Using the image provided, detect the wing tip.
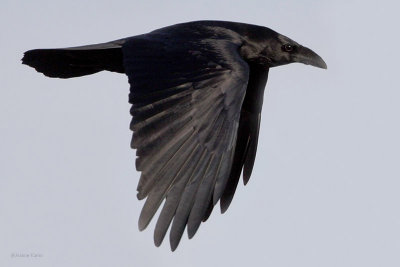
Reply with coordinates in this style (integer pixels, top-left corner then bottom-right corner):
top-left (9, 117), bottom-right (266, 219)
top-left (169, 234), bottom-right (182, 252)
top-left (138, 210), bottom-right (152, 231)
top-left (220, 195), bottom-right (234, 214)
top-left (187, 223), bottom-right (200, 239)
top-left (154, 237), bottom-right (163, 247)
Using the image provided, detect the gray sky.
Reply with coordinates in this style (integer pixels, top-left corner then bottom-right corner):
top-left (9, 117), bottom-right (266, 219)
top-left (1, 0), bottom-right (400, 266)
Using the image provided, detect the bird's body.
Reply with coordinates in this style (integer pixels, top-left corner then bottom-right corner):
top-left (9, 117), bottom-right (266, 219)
top-left (22, 20), bottom-right (326, 251)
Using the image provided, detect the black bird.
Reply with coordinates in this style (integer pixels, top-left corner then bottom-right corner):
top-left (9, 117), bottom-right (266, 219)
top-left (22, 20), bottom-right (327, 251)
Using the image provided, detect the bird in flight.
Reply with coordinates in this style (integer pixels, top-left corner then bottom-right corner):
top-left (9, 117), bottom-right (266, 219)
top-left (22, 20), bottom-right (327, 251)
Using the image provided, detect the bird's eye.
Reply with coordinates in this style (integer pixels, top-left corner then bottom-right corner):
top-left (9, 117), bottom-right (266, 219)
top-left (282, 44), bottom-right (295, 52)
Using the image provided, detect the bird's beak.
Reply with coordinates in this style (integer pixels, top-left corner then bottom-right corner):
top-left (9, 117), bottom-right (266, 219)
top-left (295, 46), bottom-right (327, 69)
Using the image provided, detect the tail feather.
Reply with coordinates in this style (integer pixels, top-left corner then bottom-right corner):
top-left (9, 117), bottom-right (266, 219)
top-left (22, 39), bottom-right (126, 78)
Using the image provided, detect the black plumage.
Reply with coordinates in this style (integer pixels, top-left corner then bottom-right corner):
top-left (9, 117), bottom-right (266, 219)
top-left (22, 20), bottom-right (327, 251)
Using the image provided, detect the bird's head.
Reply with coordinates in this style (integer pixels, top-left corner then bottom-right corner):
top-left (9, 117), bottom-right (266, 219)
top-left (265, 34), bottom-right (327, 69)
top-left (241, 31), bottom-right (327, 70)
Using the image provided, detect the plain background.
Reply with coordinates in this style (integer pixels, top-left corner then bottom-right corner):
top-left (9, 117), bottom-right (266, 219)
top-left (1, 0), bottom-right (400, 266)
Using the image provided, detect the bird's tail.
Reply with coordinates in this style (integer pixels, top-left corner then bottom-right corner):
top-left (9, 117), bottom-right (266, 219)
top-left (22, 39), bottom-right (126, 78)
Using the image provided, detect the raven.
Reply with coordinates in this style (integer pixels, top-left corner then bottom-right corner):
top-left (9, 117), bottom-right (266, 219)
top-left (22, 20), bottom-right (327, 251)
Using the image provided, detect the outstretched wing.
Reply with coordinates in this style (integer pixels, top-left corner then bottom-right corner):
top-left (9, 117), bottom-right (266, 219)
top-left (122, 34), bottom-right (249, 250)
